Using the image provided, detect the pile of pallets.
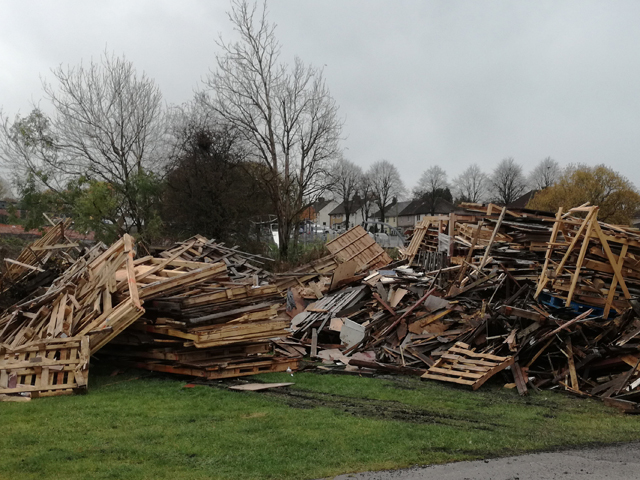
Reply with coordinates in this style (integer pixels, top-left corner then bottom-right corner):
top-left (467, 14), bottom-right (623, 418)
top-left (0, 234), bottom-right (302, 399)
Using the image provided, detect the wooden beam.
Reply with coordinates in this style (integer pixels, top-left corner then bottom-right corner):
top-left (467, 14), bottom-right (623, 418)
top-left (552, 207), bottom-right (597, 281)
top-left (592, 221), bottom-right (632, 300)
top-left (535, 207), bottom-right (563, 298)
top-left (478, 207), bottom-right (507, 270)
top-left (566, 212), bottom-right (596, 306)
top-left (604, 243), bottom-right (628, 318)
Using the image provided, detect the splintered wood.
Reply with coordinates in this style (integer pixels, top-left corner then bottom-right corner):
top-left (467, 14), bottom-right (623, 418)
top-left (422, 342), bottom-right (514, 390)
top-left (282, 203), bottom-right (640, 410)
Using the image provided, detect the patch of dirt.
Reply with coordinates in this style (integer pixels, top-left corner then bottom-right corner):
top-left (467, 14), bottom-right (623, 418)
top-left (260, 388), bottom-right (501, 431)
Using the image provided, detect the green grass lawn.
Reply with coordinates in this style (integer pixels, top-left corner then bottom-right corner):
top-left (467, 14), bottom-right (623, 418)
top-left (2, 367), bottom-right (640, 480)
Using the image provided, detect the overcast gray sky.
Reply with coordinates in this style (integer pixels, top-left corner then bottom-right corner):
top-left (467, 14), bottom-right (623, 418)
top-left (1, 0), bottom-right (639, 192)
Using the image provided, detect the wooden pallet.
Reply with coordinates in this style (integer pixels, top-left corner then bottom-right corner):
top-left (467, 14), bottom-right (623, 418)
top-left (422, 342), bottom-right (514, 390)
top-left (0, 336), bottom-right (90, 397)
top-left (404, 219), bottom-right (430, 264)
top-left (326, 226), bottom-right (392, 271)
top-left (121, 356), bottom-right (300, 380)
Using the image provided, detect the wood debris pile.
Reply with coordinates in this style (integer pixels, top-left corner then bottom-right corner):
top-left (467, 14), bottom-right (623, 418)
top-left (285, 206), bottom-right (640, 413)
top-left (0, 218), bottom-right (88, 303)
top-left (0, 235), bottom-right (298, 399)
top-left (4, 212), bottom-right (640, 412)
top-left (152, 234), bottom-right (273, 283)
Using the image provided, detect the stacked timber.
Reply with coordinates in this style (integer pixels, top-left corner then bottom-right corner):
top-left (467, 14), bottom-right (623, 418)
top-left (90, 237), bottom-right (299, 380)
top-left (534, 205), bottom-right (640, 318)
top-left (0, 234), bottom-right (301, 399)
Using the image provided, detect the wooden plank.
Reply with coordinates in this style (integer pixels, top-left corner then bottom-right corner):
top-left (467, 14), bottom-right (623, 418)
top-left (427, 366), bottom-right (485, 379)
top-left (421, 373), bottom-right (476, 386)
top-left (478, 207), bottom-right (507, 270)
top-left (566, 337), bottom-right (580, 392)
top-left (229, 383), bottom-right (294, 391)
top-left (592, 221), bottom-right (632, 300)
top-left (565, 213), bottom-right (596, 306)
top-left (535, 207), bottom-right (563, 298)
top-left (3, 258), bottom-right (45, 272)
top-left (551, 207), bottom-right (597, 280)
top-left (311, 328), bottom-right (318, 358)
top-left (123, 235), bottom-right (142, 310)
top-left (512, 362), bottom-right (528, 396)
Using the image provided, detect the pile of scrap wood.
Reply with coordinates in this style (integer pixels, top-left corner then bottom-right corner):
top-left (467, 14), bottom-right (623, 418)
top-left (5, 212), bottom-right (640, 413)
top-left (152, 234), bottom-right (273, 282)
top-left (0, 218), bottom-right (87, 301)
top-left (0, 234), bottom-right (301, 399)
top-left (284, 206), bottom-right (640, 412)
top-left (100, 239), bottom-right (297, 378)
top-left (0, 236), bottom-right (140, 398)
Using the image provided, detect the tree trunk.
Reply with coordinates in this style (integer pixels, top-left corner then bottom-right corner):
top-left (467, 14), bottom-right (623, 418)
top-left (278, 229), bottom-right (289, 258)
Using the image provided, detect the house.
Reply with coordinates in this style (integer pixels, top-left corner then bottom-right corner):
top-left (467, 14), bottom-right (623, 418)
top-left (369, 200), bottom-right (412, 230)
top-left (397, 198), bottom-right (456, 231)
top-left (313, 198), bottom-right (338, 229)
top-left (508, 190), bottom-right (540, 209)
top-left (328, 198), bottom-right (367, 229)
top-left (299, 197), bottom-right (338, 229)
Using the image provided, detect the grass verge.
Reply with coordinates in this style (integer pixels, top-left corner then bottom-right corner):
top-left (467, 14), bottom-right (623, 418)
top-left (1, 367), bottom-right (640, 480)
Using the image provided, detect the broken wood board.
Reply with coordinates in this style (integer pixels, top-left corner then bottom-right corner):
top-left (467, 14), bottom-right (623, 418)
top-left (229, 382), bottom-right (294, 391)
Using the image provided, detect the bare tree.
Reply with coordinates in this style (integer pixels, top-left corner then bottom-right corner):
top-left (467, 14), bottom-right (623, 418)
top-left (0, 52), bottom-right (166, 236)
top-left (329, 156), bottom-right (362, 229)
top-left (368, 160), bottom-right (404, 224)
top-left (490, 157), bottom-right (527, 205)
top-left (528, 156), bottom-right (561, 190)
top-left (0, 108), bottom-right (66, 193)
top-left (0, 176), bottom-right (11, 199)
top-left (200, 0), bottom-right (342, 257)
top-left (453, 164), bottom-right (488, 203)
top-left (414, 165), bottom-right (449, 214)
top-left (358, 171), bottom-right (374, 226)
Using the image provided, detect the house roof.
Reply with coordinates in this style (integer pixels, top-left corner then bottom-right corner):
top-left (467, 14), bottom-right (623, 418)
top-left (370, 200), bottom-right (412, 219)
top-left (0, 223), bottom-right (95, 240)
top-left (398, 198), bottom-right (455, 216)
top-left (329, 199), bottom-right (365, 216)
top-left (312, 198), bottom-right (334, 214)
top-left (507, 190), bottom-right (540, 209)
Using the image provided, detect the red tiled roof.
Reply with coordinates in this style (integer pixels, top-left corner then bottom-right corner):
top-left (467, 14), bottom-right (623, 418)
top-left (0, 223), bottom-right (95, 241)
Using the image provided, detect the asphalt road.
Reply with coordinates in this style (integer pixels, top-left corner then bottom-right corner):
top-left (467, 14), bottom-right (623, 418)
top-left (329, 442), bottom-right (640, 480)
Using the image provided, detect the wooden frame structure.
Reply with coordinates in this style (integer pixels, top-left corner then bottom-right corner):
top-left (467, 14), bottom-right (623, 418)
top-left (534, 205), bottom-right (636, 318)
